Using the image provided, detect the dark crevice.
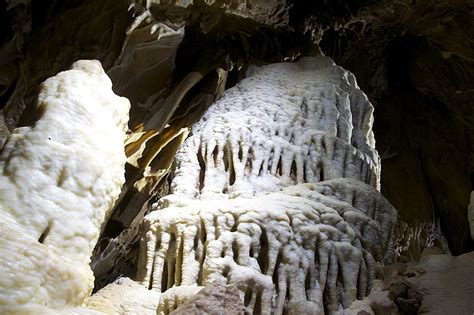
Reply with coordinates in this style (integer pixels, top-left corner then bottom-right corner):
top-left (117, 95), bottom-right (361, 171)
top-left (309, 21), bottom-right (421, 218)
top-left (238, 141), bottom-right (243, 161)
top-left (244, 288), bottom-right (252, 307)
top-left (268, 148), bottom-right (275, 172)
top-left (224, 142), bottom-right (236, 185)
top-left (283, 282), bottom-right (291, 314)
top-left (254, 291), bottom-right (262, 315)
top-left (222, 265), bottom-right (230, 281)
top-left (196, 219), bottom-right (207, 285)
top-left (321, 136), bottom-right (327, 154)
top-left (162, 233), bottom-right (176, 292)
top-left (305, 270), bottom-right (311, 300)
top-left (258, 162), bottom-right (264, 176)
top-left (161, 259), bottom-right (168, 293)
top-left (38, 222), bottom-right (52, 244)
top-left (212, 145), bottom-right (219, 167)
top-left (257, 230), bottom-right (269, 274)
top-left (232, 239), bottom-right (239, 264)
top-left (303, 161), bottom-right (308, 182)
top-left (230, 213), bottom-right (238, 232)
top-left (246, 147), bottom-right (254, 173)
top-left (318, 162), bottom-right (324, 181)
top-left (223, 143), bottom-right (230, 172)
top-left (276, 156), bottom-right (283, 176)
top-left (290, 160), bottom-right (297, 181)
top-left (197, 144), bottom-right (206, 191)
top-left (272, 249), bottom-right (283, 296)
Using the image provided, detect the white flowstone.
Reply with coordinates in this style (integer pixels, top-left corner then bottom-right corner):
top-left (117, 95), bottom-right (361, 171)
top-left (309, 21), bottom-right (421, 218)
top-left (135, 56), bottom-right (397, 314)
top-left (13, 56), bottom-right (395, 314)
top-left (140, 179), bottom-right (397, 314)
top-left (87, 278), bottom-right (161, 314)
top-left (0, 60), bottom-right (130, 312)
top-left (170, 56), bottom-right (380, 201)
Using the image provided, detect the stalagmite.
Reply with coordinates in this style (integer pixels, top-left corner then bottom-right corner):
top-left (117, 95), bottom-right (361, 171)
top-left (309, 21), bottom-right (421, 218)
top-left (0, 60), bottom-right (130, 313)
top-left (130, 56), bottom-right (398, 314)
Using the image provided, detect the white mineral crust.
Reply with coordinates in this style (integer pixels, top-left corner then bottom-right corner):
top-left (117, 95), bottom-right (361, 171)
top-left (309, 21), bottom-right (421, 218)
top-left (135, 56), bottom-right (398, 314)
top-left (2, 55), bottom-right (396, 315)
top-left (0, 60), bottom-right (130, 312)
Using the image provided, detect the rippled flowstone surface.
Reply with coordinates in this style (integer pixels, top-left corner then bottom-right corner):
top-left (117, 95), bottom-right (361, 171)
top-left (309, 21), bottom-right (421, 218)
top-left (80, 56), bottom-right (398, 315)
top-left (0, 54), bottom-right (398, 314)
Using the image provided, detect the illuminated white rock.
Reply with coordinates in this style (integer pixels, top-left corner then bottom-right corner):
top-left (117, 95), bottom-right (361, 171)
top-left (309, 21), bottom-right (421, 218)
top-left (171, 56), bottom-right (380, 200)
top-left (87, 278), bottom-right (161, 314)
top-left (0, 60), bottom-right (129, 312)
top-left (140, 179), bottom-right (397, 314)
top-left (136, 56), bottom-right (397, 314)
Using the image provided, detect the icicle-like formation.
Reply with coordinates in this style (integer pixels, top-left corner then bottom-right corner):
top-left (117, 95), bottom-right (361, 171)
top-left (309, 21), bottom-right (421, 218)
top-left (139, 179), bottom-right (397, 314)
top-left (136, 56), bottom-right (397, 314)
top-left (171, 56), bottom-right (380, 200)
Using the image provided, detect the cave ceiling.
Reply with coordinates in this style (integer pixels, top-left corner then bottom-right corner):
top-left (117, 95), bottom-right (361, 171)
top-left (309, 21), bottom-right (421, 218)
top-left (0, 0), bottom-right (473, 289)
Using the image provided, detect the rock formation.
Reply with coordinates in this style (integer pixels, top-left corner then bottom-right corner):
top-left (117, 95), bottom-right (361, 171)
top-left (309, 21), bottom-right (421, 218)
top-left (0, 60), bottom-right (129, 313)
top-left (169, 284), bottom-right (245, 315)
top-left (349, 250), bottom-right (474, 315)
top-left (0, 0), bottom-right (473, 314)
top-left (88, 55), bottom-right (398, 314)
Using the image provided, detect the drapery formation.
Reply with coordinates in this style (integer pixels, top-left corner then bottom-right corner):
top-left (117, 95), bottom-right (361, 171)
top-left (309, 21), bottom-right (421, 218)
top-left (136, 56), bottom-right (397, 314)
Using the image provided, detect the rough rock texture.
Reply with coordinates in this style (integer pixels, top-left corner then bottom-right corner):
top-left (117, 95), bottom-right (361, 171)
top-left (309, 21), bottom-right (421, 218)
top-left (347, 280), bottom-right (400, 315)
top-left (88, 2), bottom-right (312, 288)
top-left (317, 0), bottom-right (474, 256)
top-left (408, 252), bottom-right (474, 314)
top-left (141, 180), bottom-right (397, 314)
top-left (129, 0), bottom-right (290, 29)
top-left (348, 250), bottom-right (474, 315)
top-left (169, 284), bottom-right (245, 315)
top-left (0, 0), bottom-right (131, 134)
top-left (170, 56), bottom-right (381, 199)
top-left (0, 60), bottom-right (129, 312)
top-left (469, 191), bottom-right (474, 240)
top-left (135, 56), bottom-right (398, 314)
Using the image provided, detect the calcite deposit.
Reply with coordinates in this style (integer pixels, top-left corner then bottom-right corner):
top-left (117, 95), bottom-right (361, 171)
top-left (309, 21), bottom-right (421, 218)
top-left (133, 56), bottom-right (398, 314)
top-left (0, 54), bottom-right (398, 315)
top-left (0, 60), bottom-right (129, 313)
top-left (0, 1), bottom-right (473, 314)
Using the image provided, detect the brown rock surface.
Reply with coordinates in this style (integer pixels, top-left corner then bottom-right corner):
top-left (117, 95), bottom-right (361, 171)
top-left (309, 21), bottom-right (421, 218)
top-left (170, 284), bottom-right (245, 315)
top-left (349, 250), bottom-right (474, 315)
top-left (409, 252), bottom-right (474, 314)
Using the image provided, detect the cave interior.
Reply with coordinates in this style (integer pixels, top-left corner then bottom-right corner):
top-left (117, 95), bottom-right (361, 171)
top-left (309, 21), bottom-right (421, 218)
top-left (0, 0), bottom-right (473, 314)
